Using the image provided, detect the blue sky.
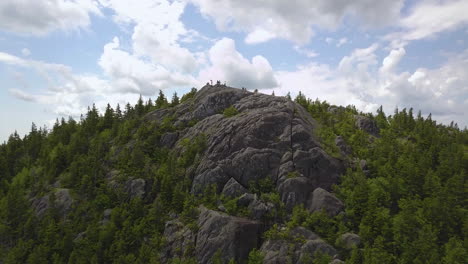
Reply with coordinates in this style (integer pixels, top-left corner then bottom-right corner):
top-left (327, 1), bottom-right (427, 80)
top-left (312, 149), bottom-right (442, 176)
top-left (0, 0), bottom-right (467, 142)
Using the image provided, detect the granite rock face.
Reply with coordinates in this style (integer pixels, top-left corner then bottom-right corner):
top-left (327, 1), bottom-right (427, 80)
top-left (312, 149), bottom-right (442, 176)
top-left (147, 85), bottom-right (351, 263)
top-left (146, 84), bottom-right (345, 207)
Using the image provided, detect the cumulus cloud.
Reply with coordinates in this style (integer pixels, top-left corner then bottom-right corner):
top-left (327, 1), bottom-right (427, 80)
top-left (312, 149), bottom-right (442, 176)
top-left (386, 0), bottom-right (468, 47)
top-left (0, 0), bottom-right (101, 36)
top-left (294, 46), bottom-right (319, 58)
top-left (190, 0), bottom-right (404, 44)
top-left (198, 38), bottom-right (278, 89)
top-left (272, 44), bottom-right (468, 126)
top-left (99, 37), bottom-right (198, 95)
top-left (99, 0), bottom-right (201, 73)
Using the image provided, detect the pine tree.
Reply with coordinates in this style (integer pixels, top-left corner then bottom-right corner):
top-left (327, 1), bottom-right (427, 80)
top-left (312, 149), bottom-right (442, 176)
top-left (155, 90), bottom-right (168, 109)
top-left (171, 92), bottom-right (180, 106)
top-left (135, 95), bottom-right (145, 117)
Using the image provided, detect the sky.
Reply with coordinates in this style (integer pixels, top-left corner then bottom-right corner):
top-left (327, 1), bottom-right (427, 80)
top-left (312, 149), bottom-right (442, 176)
top-left (0, 0), bottom-right (467, 142)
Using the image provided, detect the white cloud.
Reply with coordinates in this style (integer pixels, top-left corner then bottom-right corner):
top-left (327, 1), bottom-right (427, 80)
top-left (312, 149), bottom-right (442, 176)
top-left (0, 0), bottom-right (101, 36)
top-left (294, 46), bottom-right (319, 58)
top-left (336, 37), bottom-right (348, 47)
top-left (198, 38), bottom-right (278, 89)
top-left (21, 48), bottom-right (31, 57)
top-left (1, 47), bottom-right (196, 119)
top-left (274, 63), bottom-right (365, 109)
top-left (380, 48), bottom-right (405, 74)
top-left (245, 29), bottom-right (276, 44)
top-left (190, 0), bottom-right (404, 44)
top-left (98, 37), bottom-right (198, 95)
top-left (273, 45), bottom-right (468, 126)
top-left (386, 0), bottom-right (468, 47)
top-left (99, 0), bottom-right (201, 73)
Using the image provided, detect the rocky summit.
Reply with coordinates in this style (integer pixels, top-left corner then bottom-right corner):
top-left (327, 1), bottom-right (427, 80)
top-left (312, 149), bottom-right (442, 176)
top-left (145, 84), bottom-right (347, 263)
top-left (149, 84), bottom-right (345, 207)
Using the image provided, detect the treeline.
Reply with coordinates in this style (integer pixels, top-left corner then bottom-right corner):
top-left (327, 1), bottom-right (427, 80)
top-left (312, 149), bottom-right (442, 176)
top-left (0, 88), bottom-right (466, 263)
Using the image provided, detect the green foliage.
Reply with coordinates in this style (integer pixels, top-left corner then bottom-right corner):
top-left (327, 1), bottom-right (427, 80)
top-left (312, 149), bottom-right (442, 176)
top-left (223, 105), bottom-right (239, 117)
top-left (180, 88), bottom-right (197, 103)
top-left (247, 248), bottom-right (264, 264)
top-left (248, 177), bottom-right (275, 194)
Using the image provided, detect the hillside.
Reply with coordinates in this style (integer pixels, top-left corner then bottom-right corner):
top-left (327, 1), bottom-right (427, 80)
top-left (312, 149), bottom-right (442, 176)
top-left (0, 84), bottom-right (467, 264)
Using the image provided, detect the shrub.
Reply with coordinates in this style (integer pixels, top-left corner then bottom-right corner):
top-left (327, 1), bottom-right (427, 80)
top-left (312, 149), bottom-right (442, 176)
top-left (223, 106), bottom-right (239, 117)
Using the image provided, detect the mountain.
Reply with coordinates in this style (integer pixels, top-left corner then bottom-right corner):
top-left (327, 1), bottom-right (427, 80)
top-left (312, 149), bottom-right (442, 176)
top-left (0, 84), bottom-right (467, 263)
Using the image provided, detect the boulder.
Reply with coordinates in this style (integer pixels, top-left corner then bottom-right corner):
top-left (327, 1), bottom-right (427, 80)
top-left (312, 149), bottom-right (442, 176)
top-left (161, 219), bottom-right (196, 262)
top-left (222, 177), bottom-right (248, 198)
top-left (196, 206), bottom-right (262, 264)
top-left (125, 178), bottom-right (145, 199)
top-left (298, 239), bottom-right (338, 263)
top-left (308, 188), bottom-right (344, 217)
top-left (237, 193), bottom-right (256, 207)
top-left (248, 198), bottom-right (275, 220)
top-left (289, 227), bottom-right (319, 241)
top-left (278, 177), bottom-right (315, 210)
top-left (339, 233), bottom-right (361, 249)
top-left (260, 239), bottom-right (291, 264)
top-left (355, 115), bottom-right (379, 136)
top-left (260, 227), bottom-right (337, 264)
top-left (335, 136), bottom-right (352, 156)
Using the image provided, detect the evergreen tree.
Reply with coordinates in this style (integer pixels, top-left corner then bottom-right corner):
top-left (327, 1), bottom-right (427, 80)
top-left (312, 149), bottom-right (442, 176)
top-left (171, 92), bottom-right (180, 106)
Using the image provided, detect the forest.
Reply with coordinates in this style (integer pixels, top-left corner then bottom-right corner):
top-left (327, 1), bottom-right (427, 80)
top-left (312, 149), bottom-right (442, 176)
top-left (0, 87), bottom-right (467, 264)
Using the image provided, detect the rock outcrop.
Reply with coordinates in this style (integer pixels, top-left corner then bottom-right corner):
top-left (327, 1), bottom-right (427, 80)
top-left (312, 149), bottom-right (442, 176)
top-left (196, 207), bottom-right (262, 264)
top-left (161, 220), bottom-right (196, 263)
top-left (355, 115), bottom-right (379, 136)
top-left (338, 233), bottom-right (361, 249)
top-left (149, 85), bottom-right (350, 263)
top-left (308, 188), bottom-right (344, 217)
top-left (260, 227), bottom-right (338, 264)
top-left (222, 177), bottom-right (248, 198)
top-left (147, 84), bottom-right (345, 207)
top-left (31, 188), bottom-right (74, 218)
top-left (335, 136), bottom-right (352, 156)
top-left (162, 206), bottom-right (262, 264)
top-left (125, 178), bottom-right (146, 199)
